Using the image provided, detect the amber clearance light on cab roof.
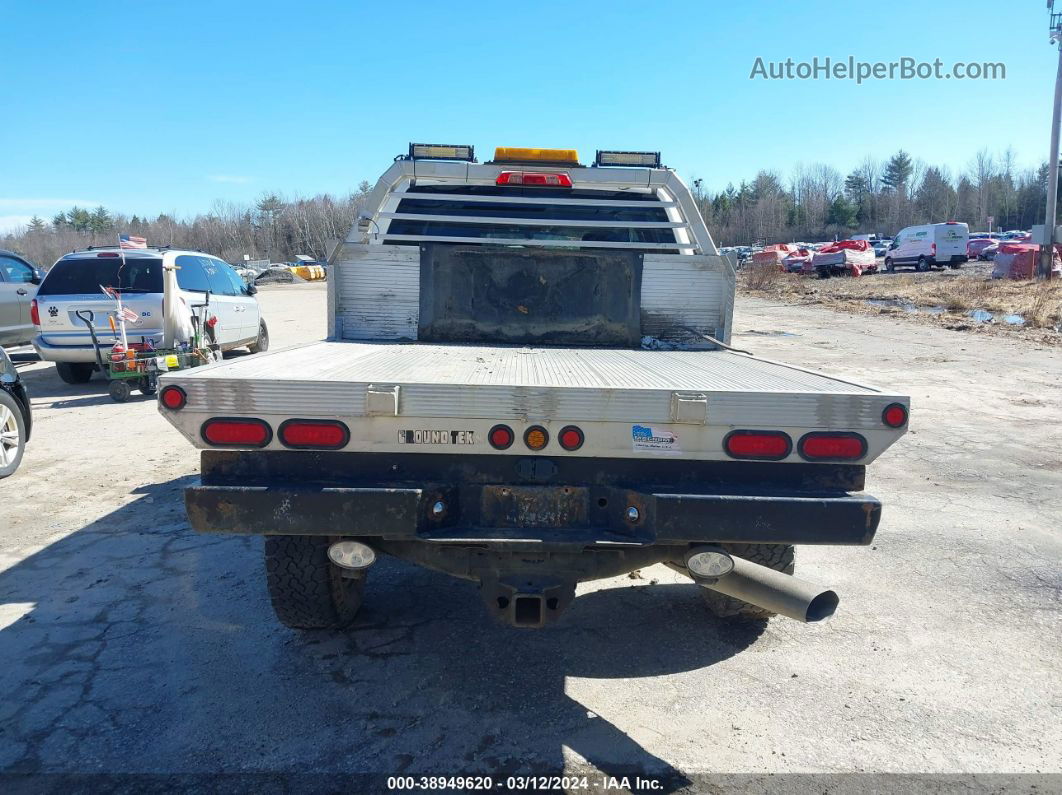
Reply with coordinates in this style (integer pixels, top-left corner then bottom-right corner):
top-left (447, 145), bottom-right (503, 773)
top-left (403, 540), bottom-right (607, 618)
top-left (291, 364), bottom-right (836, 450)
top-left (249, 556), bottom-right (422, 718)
top-left (493, 147), bottom-right (580, 165)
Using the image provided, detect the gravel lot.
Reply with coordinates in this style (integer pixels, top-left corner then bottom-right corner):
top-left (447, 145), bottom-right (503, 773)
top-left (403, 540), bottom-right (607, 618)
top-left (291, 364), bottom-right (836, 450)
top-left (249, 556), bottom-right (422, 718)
top-left (1, 283), bottom-right (1059, 787)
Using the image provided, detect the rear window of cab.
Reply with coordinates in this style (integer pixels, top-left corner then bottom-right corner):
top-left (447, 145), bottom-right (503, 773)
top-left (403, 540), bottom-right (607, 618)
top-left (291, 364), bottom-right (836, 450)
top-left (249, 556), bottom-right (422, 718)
top-left (37, 257), bottom-right (164, 296)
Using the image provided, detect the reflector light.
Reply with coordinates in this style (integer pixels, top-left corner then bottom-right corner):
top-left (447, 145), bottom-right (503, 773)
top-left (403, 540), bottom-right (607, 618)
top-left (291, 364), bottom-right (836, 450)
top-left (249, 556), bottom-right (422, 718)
top-left (882, 403), bottom-right (908, 428)
top-left (724, 430), bottom-right (792, 461)
top-left (489, 424), bottom-right (515, 450)
top-left (159, 385), bottom-right (187, 410)
top-left (279, 419), bottom-right (349, 449)
top-left (493, 147), bottom-right (579, 164)
top-left (798, 433), bottom-right (867, 461)
top-left (409, 142), bottom-right (474, 161)
top-left (524, 425), bottom-right (549, 451)
top-left (595, 150), bottom-right (661, 168)
top-left (496, 171), bottom-right (573, 187)
top-left (558, 426), bottom-right (584, 451)
top-left (201, 418), bottom-right (271, 447)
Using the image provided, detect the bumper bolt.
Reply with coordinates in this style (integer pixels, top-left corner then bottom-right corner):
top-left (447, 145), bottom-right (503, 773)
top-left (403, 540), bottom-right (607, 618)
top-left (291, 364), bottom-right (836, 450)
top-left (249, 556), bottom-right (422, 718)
top-left (431, 500), bottom-right (447, 518)
top-left (626, 506), bottom-right (640, 523)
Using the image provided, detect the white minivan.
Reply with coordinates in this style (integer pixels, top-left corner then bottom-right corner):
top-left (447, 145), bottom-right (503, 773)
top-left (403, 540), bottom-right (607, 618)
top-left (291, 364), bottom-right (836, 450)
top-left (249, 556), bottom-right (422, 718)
top-left (32, 247), bottom-right (268, 384)
top-left (884, 222), bottom-right (969, 272)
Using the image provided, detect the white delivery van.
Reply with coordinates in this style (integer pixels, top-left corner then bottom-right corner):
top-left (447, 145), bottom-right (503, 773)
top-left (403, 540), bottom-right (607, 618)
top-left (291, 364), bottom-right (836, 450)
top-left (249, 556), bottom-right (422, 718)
top-left (884, 222), bottom-right (969, 272)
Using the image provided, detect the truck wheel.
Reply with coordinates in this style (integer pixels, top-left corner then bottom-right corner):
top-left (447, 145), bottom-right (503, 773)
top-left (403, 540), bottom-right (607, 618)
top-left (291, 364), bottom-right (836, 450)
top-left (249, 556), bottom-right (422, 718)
top-left (265, 536), bottom-right (363, 629)
top-left (916, 256), bottom-right (930, 272)
top-left (884, 258), bottom-right (894, 272)
top-left (698, 543), bottom-right (795, 620)
top-left (55, 362), bottom-right (94, 384)
top-left (248, 320), bottom-right (269, 354)
top-left (0, 391), bottom-right (27, 479)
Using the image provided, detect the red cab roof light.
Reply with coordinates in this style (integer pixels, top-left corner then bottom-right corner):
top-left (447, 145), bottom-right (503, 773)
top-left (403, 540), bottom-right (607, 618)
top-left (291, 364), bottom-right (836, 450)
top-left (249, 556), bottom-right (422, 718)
top-left (278, 419), bottom-right (349, 450)
top-left (724, 430), bottom-right (792, 461)
top-left (201, 418), bottom-right (271, 448)
top-left (496, 171), bottom-right (572, 187)
top-left (798, 432), bottom-right (867, 461)
top-left (97, 251), bottom-right (121, 257)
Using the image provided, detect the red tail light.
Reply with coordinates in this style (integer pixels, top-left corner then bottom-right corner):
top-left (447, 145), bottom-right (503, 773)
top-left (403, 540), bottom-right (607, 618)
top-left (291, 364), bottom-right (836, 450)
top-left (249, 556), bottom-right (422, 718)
top-left (159, 385), bottom-right (187, 410)
top-left (724, 430), bottom-right (792, 461)
top-left (97, 252), bottom-right (120, 258)
top-left (201, 418), bottom-right (271, 447)
top-left (930, 243), bottom-right (936, 255)
top-left (496, 171), bottom-right (572, 187)
top-left (882, 403), bottom-right (908, 428)
top-left (30, 299), bottom-right (40, 326)
top-left (798, 433), bottom-right (867, 461)
top-left (488, 424), bottom-right (515, 450)
top-left (558, 426), bottom-right (584, 451)
top-left (278, 419), bottom-right (349, 449)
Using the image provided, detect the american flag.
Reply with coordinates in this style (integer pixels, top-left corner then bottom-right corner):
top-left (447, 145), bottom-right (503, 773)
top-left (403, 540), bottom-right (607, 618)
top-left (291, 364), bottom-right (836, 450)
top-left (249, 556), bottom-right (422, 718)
top-left (119, 306), bottom-right (140, 324)
top-left (119, 234), bottom-right (147, 249)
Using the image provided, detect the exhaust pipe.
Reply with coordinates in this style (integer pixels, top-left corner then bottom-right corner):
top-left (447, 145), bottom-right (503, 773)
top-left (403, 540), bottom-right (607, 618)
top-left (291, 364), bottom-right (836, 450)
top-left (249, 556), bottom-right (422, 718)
top-left (687, 547), bottom-right (839, 623)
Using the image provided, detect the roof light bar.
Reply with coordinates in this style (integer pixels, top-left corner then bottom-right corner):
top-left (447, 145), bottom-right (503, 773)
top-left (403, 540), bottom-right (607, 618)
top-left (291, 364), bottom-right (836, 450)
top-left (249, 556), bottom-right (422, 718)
top-left (493, 147), bottom-right (580, 165)
top-left (595, 150), bottom-right (661, 168)
top-left (408, 142), bottom-right (475, 161)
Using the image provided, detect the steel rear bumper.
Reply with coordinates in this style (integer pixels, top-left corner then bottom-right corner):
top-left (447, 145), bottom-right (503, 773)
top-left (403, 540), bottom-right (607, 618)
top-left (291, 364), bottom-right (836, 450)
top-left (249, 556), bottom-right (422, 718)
top-left (184, 483), bottom-right (881, 546)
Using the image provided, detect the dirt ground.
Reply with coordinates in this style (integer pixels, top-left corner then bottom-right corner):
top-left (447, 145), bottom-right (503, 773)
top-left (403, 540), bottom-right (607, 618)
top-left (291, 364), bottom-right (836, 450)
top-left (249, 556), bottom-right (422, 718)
top-left (1, 282), bottom-right (1059, 788)
top-left (741, 258), bottom-right (1062, 345)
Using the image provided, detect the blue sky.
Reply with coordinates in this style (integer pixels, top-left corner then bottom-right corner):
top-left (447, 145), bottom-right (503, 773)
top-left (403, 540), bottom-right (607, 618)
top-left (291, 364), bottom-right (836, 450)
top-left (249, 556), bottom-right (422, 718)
top-left (1, 0), bottom-right (1058, 232)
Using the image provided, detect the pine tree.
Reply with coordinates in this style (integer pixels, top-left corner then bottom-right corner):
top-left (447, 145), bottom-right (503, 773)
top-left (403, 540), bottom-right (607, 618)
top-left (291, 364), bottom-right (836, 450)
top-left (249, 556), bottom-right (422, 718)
top-left (882, 151), bottom-right (914, 193)
top-left (89, 206), bottom-right (112, 233)
top-left (27, 216), bottom-right (46, 233)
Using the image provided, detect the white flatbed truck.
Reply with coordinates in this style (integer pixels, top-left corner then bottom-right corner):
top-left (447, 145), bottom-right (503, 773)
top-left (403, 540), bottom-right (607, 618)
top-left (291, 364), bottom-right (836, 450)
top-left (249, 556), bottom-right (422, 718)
top-left (158, 144), bottom-right (910, 629)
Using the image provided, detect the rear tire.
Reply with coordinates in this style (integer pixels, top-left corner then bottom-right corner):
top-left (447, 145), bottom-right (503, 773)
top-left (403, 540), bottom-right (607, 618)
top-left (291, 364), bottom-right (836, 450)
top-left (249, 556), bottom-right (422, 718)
top-left (55, 362), bottom-right (94, 384)
top-left (0, 391), bottom-right (27, 479)
top-left (698, 543), bottom-right (796, 619)
top-left (248, 320), bottom-right (269, 354)
top-left (265, 536), bottom-right (364, 629)
top-left (916, 256), bottom-right (930, 272)
top-left (884, 258), bottom-right (895, 272)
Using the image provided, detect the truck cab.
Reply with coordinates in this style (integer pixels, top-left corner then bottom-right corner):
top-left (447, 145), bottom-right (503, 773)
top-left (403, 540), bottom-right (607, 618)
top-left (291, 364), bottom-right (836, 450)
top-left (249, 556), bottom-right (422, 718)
top-left (158, 143), bottom-right (909, 631)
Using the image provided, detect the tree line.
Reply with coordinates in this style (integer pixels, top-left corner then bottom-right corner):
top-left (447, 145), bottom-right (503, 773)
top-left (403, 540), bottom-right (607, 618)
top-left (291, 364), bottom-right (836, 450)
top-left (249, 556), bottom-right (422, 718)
top-left (1, 183), bottom-right (372, 268)
top-left (694, 148), bottom-right (1060, 247)
top-left (2, 146), bottom-right (1058, 265)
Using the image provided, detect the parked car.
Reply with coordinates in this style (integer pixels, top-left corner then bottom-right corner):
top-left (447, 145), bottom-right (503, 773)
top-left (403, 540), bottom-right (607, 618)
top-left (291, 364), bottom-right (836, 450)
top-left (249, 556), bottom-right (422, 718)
top-left (872, 239), bottom-right (892, 258)
top-left (980, 242), bottom-right (1000, 261)
top-left (0, 249), bottom-right (44, 346)
top-left (0, 346), bottom-right (31, 478)
top-left (884, 222), bottom-right (969, 272)
top-left (968, 238), bottom-right (998, 260)
top-left (32, 247), bottom-right (269, 384)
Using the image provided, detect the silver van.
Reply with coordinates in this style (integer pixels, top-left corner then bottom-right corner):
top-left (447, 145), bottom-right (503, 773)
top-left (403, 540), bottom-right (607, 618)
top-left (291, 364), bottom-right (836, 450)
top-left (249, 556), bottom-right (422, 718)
top-left (33, 247), bottom-right (268, 384)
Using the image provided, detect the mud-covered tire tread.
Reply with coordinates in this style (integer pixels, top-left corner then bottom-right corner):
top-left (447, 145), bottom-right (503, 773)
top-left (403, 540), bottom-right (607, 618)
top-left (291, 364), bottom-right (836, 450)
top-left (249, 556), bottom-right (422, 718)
top-left (699, 543), bottom-right (795, 619)
top-left (265, 535), bottom-right (363, 629)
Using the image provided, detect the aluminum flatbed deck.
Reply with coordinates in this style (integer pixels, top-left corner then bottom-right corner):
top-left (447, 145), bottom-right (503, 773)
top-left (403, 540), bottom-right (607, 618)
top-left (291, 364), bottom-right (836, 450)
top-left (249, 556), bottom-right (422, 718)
top-left (160, 341), bottom-right (906, 462)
